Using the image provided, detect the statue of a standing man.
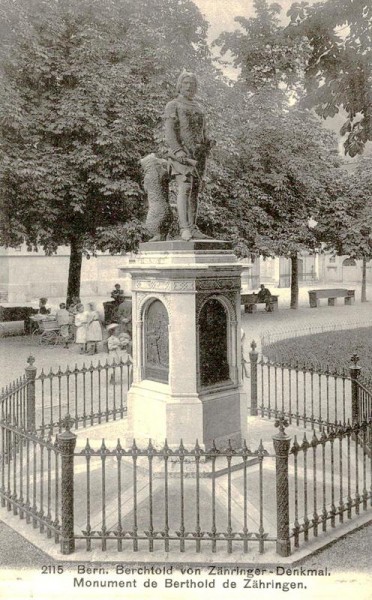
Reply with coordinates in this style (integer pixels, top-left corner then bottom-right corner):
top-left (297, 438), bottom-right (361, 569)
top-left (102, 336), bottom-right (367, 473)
top-left (165, 71), bottom-right (213, 241)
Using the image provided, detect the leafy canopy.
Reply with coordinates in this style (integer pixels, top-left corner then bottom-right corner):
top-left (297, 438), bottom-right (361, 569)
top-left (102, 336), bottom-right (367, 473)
top-left (211, 0), bottom-right (345, 261)
top-left (214, 0), bottom-right (311, 98)
top-left (0, 0), bottom-right (210, 254)
top-left (316, 155), bottom-right (372, 258)
top-left (287, 0), bottom-right (372, 156)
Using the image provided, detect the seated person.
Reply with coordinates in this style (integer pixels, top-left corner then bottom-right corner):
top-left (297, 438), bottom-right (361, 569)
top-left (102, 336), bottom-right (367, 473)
top-left (256, 284), bottom-right (273, 312)
top-left (38, 297), bottom-right (50, 315)
top-left (111, 283), bottom-right (125, 304)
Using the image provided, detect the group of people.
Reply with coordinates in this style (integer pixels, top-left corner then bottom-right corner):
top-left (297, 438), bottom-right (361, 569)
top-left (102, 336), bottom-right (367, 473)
top-left (55, 285), bottom-right (133, 356)
top-left (33, 287), bottom-right (131, 355)
top-left (36, 290), bottom-right (132, 356)
top-left (53, 298), bottom-right (102, 354)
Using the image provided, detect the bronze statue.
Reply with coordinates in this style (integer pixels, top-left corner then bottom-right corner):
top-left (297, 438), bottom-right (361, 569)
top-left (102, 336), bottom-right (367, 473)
top-left (164, 71), bottom-right (213, 241)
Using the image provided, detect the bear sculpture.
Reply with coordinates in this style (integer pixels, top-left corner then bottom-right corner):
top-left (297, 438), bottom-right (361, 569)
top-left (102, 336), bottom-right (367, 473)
top-left (141, 153), bottom-right (172, 241)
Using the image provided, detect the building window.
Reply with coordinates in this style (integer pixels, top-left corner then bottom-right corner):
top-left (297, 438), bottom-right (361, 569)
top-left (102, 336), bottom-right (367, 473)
top-left (342, 258), bottom-right (357, 267)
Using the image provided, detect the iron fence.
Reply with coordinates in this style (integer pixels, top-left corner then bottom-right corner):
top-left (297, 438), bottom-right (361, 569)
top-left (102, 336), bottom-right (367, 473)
top-left (0, 355), bottom-right (133, 435)
top-left (35, 356), bottom-right (132, 434)
top-left (248, 342), bottom-right (372, 430)
top-left (0, 414), bottom-right (371, 557)
top-left (73, 438), bottom-right (275, 555)
top-left (0, 419), bottom-right (61, 542)
top-left (257, 358), bottom-right (350, 428)
top-left (1, 347), bottom-right (372, 558)
top-left (289, 421), bottom-right (372, 548)
top-left (355, 378), bottom-right (372, 424)
top-left (0, 376), bottom-right (29, 430)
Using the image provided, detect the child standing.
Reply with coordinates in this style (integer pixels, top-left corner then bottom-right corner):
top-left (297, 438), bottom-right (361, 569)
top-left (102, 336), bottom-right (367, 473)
top-left (56, 303), bottom-right (70, 348)
top-left (86, 302), bottom-right (103, 355)
top-left (75, 304), bottom-right (88, 354)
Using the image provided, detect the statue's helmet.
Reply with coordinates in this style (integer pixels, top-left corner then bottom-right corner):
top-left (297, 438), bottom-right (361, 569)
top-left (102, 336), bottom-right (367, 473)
top-left (176, 70), bottom-right (198, 94)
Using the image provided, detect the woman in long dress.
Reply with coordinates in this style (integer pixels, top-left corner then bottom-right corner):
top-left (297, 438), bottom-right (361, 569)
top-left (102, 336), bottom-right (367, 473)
top-left (74, 304), bottom-right (88, 354)
top-left (86, 302), bottom-right (103, 354)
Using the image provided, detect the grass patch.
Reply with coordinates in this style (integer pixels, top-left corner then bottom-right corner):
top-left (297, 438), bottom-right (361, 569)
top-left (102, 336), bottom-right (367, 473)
top-left (263, 327), bottom-right (372, 379)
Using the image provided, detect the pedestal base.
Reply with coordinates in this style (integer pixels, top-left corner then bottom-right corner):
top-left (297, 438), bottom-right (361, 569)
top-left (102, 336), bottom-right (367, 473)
top-left (127, 239), bottom-right (246, 450)
top-left (127, 381), bottom-right (247, 449)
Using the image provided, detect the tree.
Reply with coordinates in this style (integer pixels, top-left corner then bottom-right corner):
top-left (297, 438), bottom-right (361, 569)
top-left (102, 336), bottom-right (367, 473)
top-left (316, 157), bottom-right (372, 301)
top-left (232, 96), bottom-right (343, 308)
top-left (0, 0), bottom-right (210, 302)
top-left (287, 0), bottom-right (372, 157)
top-left (213, 0), bottom-right (344, 307)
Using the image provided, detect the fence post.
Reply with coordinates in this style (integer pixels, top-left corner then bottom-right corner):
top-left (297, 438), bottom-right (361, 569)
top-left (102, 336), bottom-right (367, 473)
top-left (25, 356), bottom-right (37, 431)
top-left (350, 353), bottom-right (361, 424)
top-left (250, 340), bottom-right (258, 416)
top-left (273, 416), bottom-right (291, 557)
top-left (57, 415), bottom-right (77, 555)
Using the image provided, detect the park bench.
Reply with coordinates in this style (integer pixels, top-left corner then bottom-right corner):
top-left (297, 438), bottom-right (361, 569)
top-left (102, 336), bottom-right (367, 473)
top-left (241, 292), bottom-right (279, 313)
top-left (308, 288), bottom-right (355, 308)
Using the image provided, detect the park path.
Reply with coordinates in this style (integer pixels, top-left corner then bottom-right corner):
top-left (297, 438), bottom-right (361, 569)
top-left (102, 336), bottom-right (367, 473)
top-left (1, 283), bottom-right (372, 389)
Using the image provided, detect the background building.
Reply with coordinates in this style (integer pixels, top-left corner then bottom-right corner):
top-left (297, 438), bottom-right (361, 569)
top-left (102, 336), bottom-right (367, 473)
top-left (1, 245), bottom-right (370, 306)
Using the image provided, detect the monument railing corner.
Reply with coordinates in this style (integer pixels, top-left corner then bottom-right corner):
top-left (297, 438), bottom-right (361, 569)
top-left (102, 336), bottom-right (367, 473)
top-left (246, 340), bottom-right (372, 429)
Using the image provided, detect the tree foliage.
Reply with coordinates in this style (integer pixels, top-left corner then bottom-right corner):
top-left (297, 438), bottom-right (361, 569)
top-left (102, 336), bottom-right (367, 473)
top-left (0, 0), bottom-right (210, 249)
top-left (0, 0), bottom-right (213, 298)
top-left (316, 158), bottom-right (372, 259)
top-left (214, 0), bottom-right (310, 97)
top-left (287, 0), bottom-right (372, 156)
top-left (213, 0), bottom-right (347, 306)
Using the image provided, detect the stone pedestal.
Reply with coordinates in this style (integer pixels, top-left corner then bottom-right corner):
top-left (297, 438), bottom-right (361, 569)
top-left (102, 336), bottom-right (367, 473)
top-left (126, 240), bottom-right (247, 449)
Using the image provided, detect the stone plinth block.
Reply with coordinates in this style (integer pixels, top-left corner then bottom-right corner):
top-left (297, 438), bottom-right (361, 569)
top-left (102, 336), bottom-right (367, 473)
top-left (126, 240), bottom-right (247, 449)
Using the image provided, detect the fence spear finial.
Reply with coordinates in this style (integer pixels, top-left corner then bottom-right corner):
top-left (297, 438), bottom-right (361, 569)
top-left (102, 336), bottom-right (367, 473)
top-left (27, 355), bottom-right (35, 367)
top-left (350, 353), bottom-right (360, 367)
top-left (61, 413), bottom-right (74, 432)
top-left (274, 414), bottom-right (289, 437)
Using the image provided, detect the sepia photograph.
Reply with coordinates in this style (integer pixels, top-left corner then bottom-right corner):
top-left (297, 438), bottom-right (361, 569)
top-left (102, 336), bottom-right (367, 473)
top-left (0, 0), bottom-right (371, 598)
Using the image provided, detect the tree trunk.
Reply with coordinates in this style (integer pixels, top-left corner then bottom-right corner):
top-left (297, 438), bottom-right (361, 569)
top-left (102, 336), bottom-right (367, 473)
top-left (361, 256), bottom-right (367, 302)
top-left (66, 238), bottom-right (83, 306)
top-left (290, 253), bottom-right (299, 309)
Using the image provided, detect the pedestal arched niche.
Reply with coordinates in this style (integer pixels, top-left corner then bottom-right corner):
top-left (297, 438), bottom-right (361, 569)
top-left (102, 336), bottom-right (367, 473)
top-left (198, 297), bottom-right (231, 389)
top-left (143, 298), bottom-right (169, 384)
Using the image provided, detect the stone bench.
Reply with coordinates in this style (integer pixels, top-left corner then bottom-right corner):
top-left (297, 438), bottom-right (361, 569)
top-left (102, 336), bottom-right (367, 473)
top-left (308, 288), bottom-right (355, 308)
top-left (241, 293), bottom-right (279, 313)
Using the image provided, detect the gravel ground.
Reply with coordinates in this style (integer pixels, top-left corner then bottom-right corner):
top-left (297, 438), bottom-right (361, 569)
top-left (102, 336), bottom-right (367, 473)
top-left (0, 522), bottom-right (54, 568)
top-left (300, 523), bottom-right (372, 572)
